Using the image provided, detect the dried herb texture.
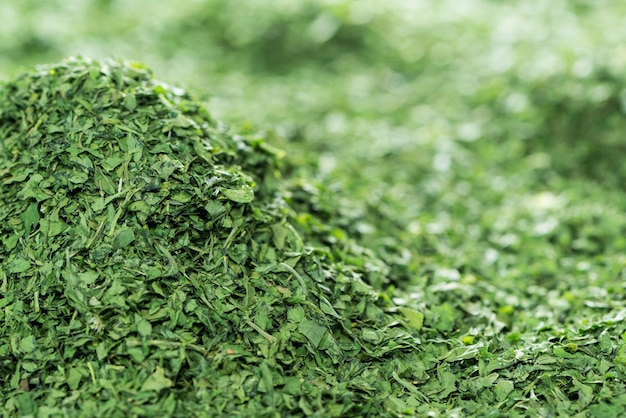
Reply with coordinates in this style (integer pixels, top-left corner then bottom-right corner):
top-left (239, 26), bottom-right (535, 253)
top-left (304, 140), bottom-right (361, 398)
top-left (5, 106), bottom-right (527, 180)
top-left (0, 57), bottom-right (418, 417)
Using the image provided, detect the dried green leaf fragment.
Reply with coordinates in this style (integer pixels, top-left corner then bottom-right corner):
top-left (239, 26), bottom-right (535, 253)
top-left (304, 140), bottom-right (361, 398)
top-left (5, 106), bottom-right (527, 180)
top-left (141, 367), bottom-right (173, 392)
top-left (298, 318), bottom-right (328, 348)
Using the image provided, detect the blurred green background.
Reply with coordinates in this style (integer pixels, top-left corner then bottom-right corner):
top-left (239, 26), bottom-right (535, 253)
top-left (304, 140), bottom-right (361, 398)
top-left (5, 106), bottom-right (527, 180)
top-left (3, 0), bottom-right (626, 295)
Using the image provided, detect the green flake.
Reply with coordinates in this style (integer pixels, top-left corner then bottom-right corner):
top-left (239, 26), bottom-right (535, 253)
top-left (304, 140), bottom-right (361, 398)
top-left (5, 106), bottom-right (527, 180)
top-left (113, 228), bottom-right (135, 249)
top-left (69, 171), bottom-right (89, 184)
top-left (297, 319), bottom-right (327, 348)
top-left (399, 307), bottom-right (424, 330)
top-left (136, 319), bottom-right (153, 337)
top-left (124, 93), bottom-right (137, 111)
top-left (222, 186), bottom-right (254, 203)
top-left (20, 203), bottom-right (40, 237)
top-left (494, 379), bottom-right (514, 402)
top-left (427, 303), bottom-right (456, 332)
top-left (141, 367), bottom-right (173, 392)
top-left (18, 336), bottom-right (36, 354)
top-left (8, 257), bottom-right (31, 273)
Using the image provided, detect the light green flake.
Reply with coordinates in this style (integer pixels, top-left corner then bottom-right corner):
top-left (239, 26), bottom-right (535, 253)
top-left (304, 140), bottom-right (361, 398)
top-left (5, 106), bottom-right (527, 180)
top-left (140, 367), bottom-right (173, 392)
top-left (298, 319), bottom-right (327, 348)
top-left (18, 336), bottom-right (36, 353)
top-left (8, 257), bottom-right (31, 273)
top-left (222, 187), bottom-right (254, 203)
top-left (112, 228), bottom-right (135, 249)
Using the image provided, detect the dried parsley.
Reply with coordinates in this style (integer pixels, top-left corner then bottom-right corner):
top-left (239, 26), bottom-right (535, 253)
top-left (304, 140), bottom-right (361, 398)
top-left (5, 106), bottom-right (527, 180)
top-left (0, 57), bottom-right (419, 416)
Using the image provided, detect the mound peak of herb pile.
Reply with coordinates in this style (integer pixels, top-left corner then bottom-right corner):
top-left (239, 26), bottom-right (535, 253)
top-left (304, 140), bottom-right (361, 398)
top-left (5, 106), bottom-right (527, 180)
top-left (0, 57), bottom-right (420, 416)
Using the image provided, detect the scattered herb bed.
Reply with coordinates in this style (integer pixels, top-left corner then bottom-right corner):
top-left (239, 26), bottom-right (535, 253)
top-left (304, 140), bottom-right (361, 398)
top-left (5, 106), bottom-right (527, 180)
top-left (3, 3), bottom-right (626, 416)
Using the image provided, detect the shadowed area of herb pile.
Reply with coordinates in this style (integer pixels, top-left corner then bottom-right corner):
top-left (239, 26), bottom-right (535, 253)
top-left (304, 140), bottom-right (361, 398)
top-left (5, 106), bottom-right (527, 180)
top-left (0, 58), bottom-right (420, 416)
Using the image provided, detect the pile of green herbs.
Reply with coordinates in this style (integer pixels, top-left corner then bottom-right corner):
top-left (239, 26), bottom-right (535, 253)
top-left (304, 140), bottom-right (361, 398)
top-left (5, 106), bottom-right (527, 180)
top-left (0, 58), bottom-right (420, 416)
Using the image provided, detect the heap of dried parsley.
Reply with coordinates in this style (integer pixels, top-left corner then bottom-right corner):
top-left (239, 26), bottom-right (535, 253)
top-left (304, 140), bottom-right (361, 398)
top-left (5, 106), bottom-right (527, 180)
top-left (0, 58), bottom-right (420, 416)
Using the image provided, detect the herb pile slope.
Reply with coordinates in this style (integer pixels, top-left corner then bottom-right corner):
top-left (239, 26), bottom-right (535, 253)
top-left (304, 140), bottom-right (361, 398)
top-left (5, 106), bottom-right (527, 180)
top-left (0, 57), bottom-right (418, 416)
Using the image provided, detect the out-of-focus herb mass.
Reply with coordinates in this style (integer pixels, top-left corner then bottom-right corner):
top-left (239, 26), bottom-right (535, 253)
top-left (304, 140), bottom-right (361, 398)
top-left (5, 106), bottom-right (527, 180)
top-left (0, 57), bottom-right (419, 416)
